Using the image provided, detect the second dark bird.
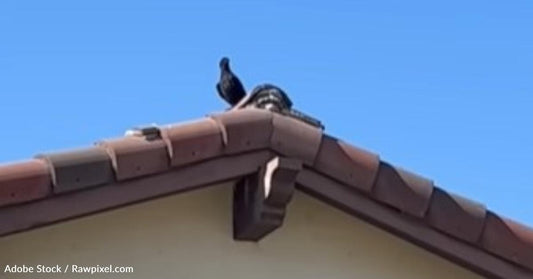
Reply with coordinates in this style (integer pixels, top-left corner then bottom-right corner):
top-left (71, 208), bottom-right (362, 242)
top-left (216, 57), bottom-right (246, 106)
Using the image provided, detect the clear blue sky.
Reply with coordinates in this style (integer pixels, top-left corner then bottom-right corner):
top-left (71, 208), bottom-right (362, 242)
top-left (1, 1), bottom-right (532, 226)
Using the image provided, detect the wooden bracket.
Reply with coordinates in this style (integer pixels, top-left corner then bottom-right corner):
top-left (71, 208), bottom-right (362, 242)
top-left (233, 156), bottom-right (302, 241)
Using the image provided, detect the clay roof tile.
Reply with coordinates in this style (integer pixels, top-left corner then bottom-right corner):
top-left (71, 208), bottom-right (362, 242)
top-left (426, 187), bottom-right (487, 243)
top-left (0, 160), bottom-right (51, 207)
top-left (372, 162), bottom-right (434, 218)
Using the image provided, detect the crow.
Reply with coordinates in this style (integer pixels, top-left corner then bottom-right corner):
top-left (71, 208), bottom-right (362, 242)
top-left (216, 57), bottom-right (246, 106)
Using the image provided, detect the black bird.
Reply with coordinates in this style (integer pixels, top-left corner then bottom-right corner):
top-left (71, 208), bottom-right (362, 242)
top-left (216, 57), bottom-right (246, 106)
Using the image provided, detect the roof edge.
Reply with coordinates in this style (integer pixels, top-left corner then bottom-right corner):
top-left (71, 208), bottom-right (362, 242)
top-left (0, 150), bottom-right (274, 237)
top-left (296, 169), bottom-right (532, 279)
top-left (0, 108), bottom-right (531, 278)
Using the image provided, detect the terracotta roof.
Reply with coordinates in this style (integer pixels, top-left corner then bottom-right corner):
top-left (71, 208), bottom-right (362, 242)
top-left (0, 107), bottom-right (532, 279)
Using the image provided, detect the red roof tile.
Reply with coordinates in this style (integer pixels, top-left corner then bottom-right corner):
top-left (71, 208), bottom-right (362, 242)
top-left (314, 135), bottom-right (380, 193)
top-left (211, 109), bottom-right (273, 154)
top-left (36, 147), bottom-right (114, 193)
top-left (0, 160), bottom-right (51, 207)
top-left (482, 212), bottom-right (533, 269)
top-left (162, 118), bottom-right (224, 167)
top-left (97, 135), bottom-right (169, 181)
top-left (427, 187), bottom-right (486, 243)
top-left (372, 162), bottom-right (434, 218)
top-left (270, 113), bottom-right (322, 165)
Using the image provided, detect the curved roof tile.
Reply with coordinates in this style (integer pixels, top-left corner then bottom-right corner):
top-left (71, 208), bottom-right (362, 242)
top-left (372, 162), bottom-right (434, 218)
top-left (0, 160), bottom-right (51, 207)
top-left (313, 135), bottom-right (380, 193)
top-left (482, 212), bottom-right (533, 269)
top-left (210, 108), bottom-right (273, 155)
top-left (36, 147), bottom-right (114, 193)
top-left (427, 187), bottom-right (486, 243)
top-left (162, 118), bottom-right (224, 167)
top-left (270, 113), bottom-right (322, 165)
top-left (97, 136), bottom-right (169, 181)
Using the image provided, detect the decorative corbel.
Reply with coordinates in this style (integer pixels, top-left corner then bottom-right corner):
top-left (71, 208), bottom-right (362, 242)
top-left (233, 156), bottom-right (302, 241)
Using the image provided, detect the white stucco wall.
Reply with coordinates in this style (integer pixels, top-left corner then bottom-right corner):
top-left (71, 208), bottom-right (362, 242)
top-left (0, 183), bottom-right (483, 279)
